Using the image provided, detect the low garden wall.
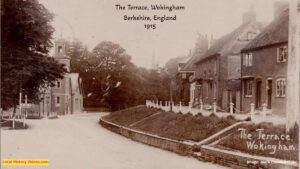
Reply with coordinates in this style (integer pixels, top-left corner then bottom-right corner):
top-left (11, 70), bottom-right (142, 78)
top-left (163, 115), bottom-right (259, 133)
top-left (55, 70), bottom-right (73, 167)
top-left (200, 145), bottom-right (298, 169)
top-left (100, 107), bottom-right (298, 169)
top-left (99, 118), bottom-right (193, 155)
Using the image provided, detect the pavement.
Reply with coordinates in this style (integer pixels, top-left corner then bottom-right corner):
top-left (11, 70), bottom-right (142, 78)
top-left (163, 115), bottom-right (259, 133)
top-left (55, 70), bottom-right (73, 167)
top-left (1, 113), bottom-right (228, 169)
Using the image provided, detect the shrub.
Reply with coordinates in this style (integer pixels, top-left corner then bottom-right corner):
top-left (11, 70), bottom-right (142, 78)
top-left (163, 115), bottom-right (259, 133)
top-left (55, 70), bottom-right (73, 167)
top-left (244, 116), bottom-right (251, 121)
top-left (192, 145), bottom-right (201, 152)
top-left (209, 113), bottom-right (216, 117)
top-left (196, 112), bottom-right (203, 117)
top-left (226, 115), bottom-right (236, 121)
top-left (186, 112), bottom-right (192, 116)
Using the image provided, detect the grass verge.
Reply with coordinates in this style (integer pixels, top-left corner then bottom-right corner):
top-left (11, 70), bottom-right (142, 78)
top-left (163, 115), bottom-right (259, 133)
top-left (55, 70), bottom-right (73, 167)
top-left (215, 122), bottom-right (299, 161)
top-left (102, 106), bottom-right (238, 142)
top-left (102, 106), bottom-right (159, 126)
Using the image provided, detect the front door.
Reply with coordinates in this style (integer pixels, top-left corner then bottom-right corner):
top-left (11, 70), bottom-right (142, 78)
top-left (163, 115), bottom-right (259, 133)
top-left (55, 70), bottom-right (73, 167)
top-left (255, 80), bottom-right (262, 108)
top-left (267, 79), bottom-right (272, 109)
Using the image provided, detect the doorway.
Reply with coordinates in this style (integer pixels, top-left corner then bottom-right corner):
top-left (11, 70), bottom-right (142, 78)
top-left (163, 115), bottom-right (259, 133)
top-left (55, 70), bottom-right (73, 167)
top-left (255, 80), bottom-right (262, 108)
top-left (267, 79), bottom-right (272, 109)
top-left (229, 91), bottom-right (236, 113)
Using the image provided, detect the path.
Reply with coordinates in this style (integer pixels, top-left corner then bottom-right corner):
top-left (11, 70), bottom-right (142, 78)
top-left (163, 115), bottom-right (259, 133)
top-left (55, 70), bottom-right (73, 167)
top-left (1, 113), bottom-right (228, 169)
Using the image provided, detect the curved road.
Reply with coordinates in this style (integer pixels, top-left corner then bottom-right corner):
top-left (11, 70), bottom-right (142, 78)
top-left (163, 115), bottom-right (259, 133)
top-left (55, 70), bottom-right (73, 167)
top-left (1, 113), bottom-right (228, 169)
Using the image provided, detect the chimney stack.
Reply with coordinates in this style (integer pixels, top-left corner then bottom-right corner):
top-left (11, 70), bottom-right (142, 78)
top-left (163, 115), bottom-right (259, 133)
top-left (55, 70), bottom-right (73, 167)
top-left (273, 1), bottom-right (289, 19)
top-left (242, 5), bottom-right (256, 24)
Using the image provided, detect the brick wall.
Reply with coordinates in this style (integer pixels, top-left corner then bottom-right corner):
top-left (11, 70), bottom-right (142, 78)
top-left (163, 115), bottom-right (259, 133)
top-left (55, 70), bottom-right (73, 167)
top-left (200, 146), bottom-right (298, 169)
top-left (99, 118), bottom-right (193, 155)
top-left (241, 44), bottom-right (287, 115)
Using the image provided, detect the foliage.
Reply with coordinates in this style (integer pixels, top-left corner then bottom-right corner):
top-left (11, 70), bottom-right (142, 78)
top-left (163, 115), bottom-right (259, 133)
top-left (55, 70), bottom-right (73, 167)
top-left (1, 0), bottom-right (66, 109)
top-left (69, 40), bottom-right (171, 110)
top-left (65, 39), bottom-right (89, 73)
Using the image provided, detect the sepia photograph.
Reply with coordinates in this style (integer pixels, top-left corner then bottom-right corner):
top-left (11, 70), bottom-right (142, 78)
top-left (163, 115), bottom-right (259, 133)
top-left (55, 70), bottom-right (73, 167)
top-left (1, 0), bottom-right (300, 168)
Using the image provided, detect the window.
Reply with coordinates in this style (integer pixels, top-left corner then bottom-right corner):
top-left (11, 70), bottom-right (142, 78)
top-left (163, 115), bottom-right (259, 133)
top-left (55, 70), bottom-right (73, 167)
top-left (276, 79), bottom-right (286, 97)
top-left (182, 73), bottom-right (186, 79)
top-left (277, 46), bottom-right (287, 62)
top-left (58, 46), bottom-right (63, 53)
top-left (248, 53), bottom-right (253, 66)
top-left (56, 81), bottom-right (61, 88)
top-left (247, 32), bottom-right (256, 40)
top-left (214, 62), bottom-right (217, 74)
top-left (244, 80), bottom-right (253, 97)
top-left (243, 53), bottom-right (253, 67)
top-left (56, 96), bottom-right (60, 106)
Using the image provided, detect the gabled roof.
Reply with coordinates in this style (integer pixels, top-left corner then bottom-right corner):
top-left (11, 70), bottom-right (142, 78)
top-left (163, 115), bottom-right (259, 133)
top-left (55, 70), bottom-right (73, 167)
top-left (180, 54), bottom-right (198, 72)
top-left (242, 9), bottom-right (289, 52)
top-left (178, 55), bottom-right (191, 64)
top-left (165, 55), bottom-right (190, 75)
top-left (195, 21), bottom-right (266, 64)
top-left (181, 35), bottom-right (209, 72)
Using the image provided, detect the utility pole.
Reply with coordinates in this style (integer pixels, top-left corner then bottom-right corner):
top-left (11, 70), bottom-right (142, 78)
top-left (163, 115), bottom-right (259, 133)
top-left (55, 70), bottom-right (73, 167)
top-left (286, 0), bottom-right (300, 131)
top-left (170, 80), bottom-right (173, 112)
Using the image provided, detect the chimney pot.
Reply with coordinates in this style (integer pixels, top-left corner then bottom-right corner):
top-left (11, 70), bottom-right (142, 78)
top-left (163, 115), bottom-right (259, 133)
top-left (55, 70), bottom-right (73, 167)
top-left (242, 5), bottom-right (256, 24)
top-left (273, 1), bottom-right (289, 19)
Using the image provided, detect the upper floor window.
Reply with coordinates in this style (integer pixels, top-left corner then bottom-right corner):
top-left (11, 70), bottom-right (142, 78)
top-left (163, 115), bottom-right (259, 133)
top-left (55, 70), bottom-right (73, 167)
top-left (243, 53), bottom-right (253, 67)
top-left (244, 79), bottom-right (253, 97)
top-left (276, 78), bottom-right (286, 97)
top-left (58, 46), bottom-right (63, 53)
top-left (277, 46), bottom-right (287, 63)
top-left (56, 81), bottom-right (61, 88)
top-left (182, 73), bottom-right (186, 79)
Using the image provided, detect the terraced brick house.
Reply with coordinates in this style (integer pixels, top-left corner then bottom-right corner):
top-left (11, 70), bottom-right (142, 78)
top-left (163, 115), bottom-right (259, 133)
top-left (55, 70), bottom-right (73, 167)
top-left (240, 7), bottom-right (289, 115)
top-left (193, 8), bottom-right (266, 111)
top-left (176, 54), bottom-right (193, 104)
top-left (179, 34), bottom-right (211, 106)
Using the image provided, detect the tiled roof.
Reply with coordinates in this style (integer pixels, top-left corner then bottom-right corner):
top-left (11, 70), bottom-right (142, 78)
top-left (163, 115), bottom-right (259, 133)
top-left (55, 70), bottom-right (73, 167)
top-left (242, 9), bottom-right (289, 52)
top-left (180, 54), bottom-right (199, 71)
top-left (195, 21), bottom-right (265, 64)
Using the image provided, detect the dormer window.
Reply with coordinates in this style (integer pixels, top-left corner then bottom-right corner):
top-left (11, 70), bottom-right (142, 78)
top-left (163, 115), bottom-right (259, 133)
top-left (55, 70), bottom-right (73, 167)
top-left (247, 32), bottom-right (256, 40)
top-left (277, 46), bottom-right (287, 63)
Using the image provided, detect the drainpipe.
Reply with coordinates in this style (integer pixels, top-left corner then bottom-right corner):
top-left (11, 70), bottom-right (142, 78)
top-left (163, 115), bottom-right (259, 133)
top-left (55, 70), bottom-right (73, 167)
top-left (240, 53), bottom-right (243, 111)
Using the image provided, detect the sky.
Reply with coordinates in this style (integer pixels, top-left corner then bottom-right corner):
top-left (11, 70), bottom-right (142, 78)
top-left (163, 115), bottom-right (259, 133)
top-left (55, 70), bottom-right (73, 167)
top-left (39, 0), bottom-right (279, 68)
